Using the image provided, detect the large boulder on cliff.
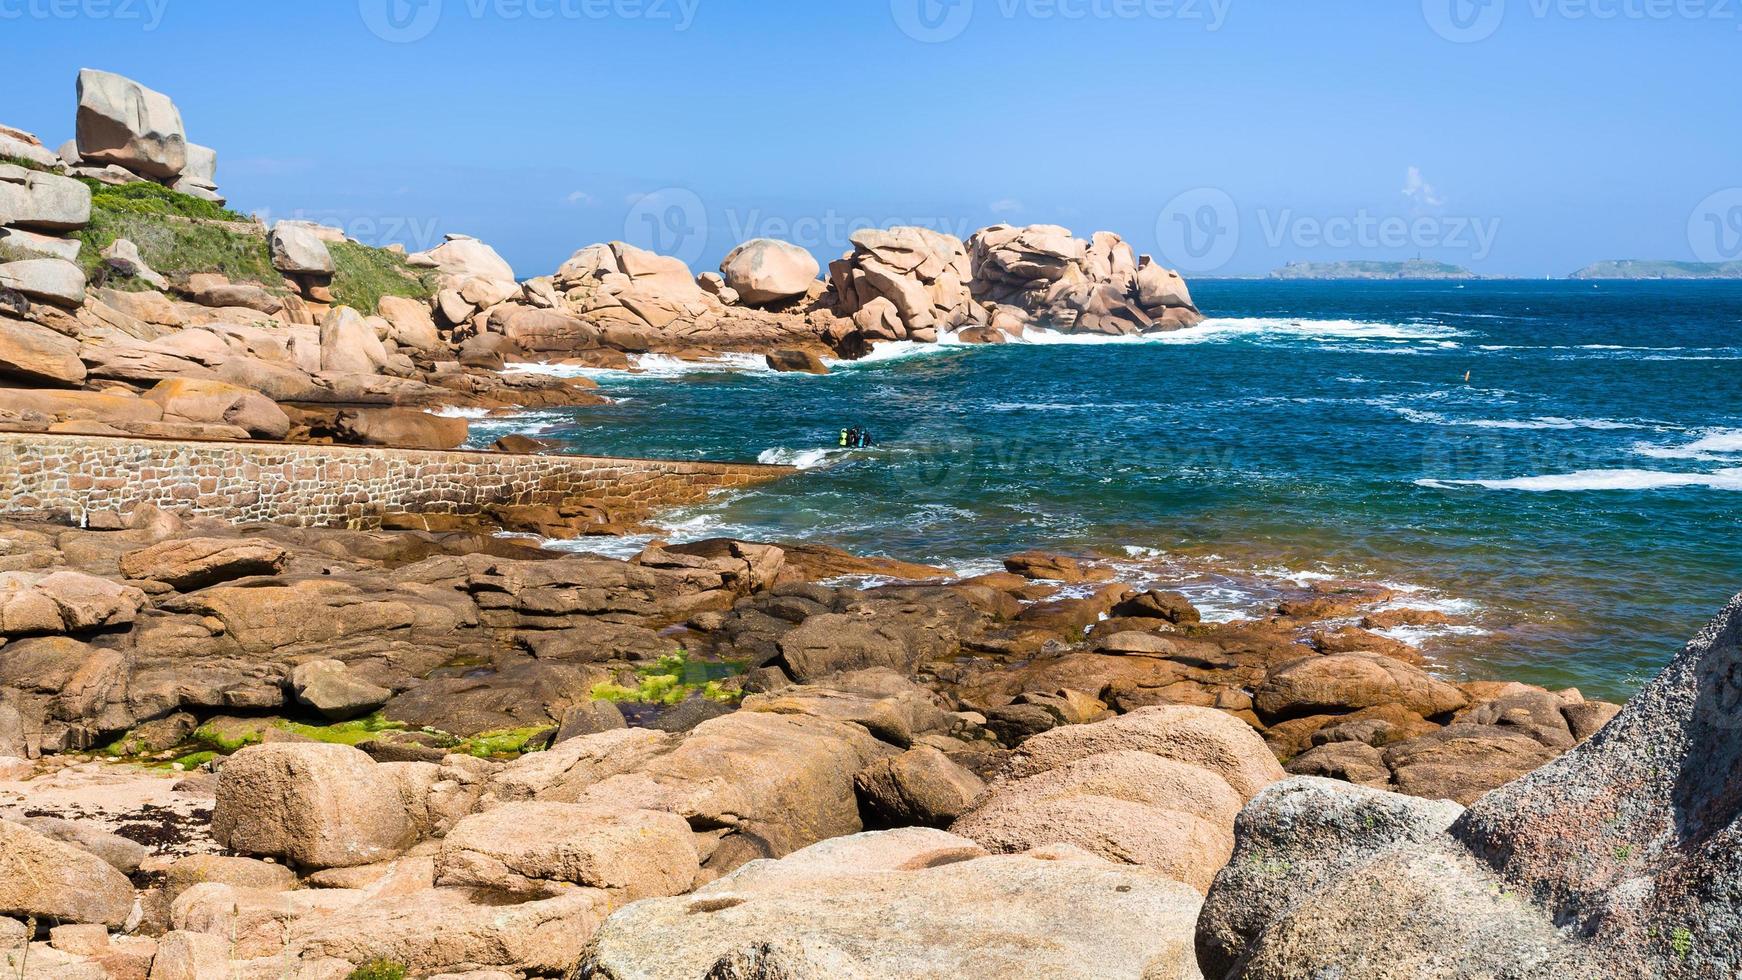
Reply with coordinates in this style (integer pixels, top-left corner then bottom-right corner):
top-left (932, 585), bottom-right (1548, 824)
top-left (269, 221), bottom-right (336, 277)
top-left (411, 235), bottom-right (515, 286)
top-left (1196, 593), bottom-right (1742, 979)
top-left (1254, 654), bottom-right (1468, 722)
top-left (330, 407), bottom-right (468, 450)
top-left (577, 829), bottom-right (1206, 980)
top-left (720, 238), bottom-right (820, 306)
top-left (76, 69), bottom-right (188, 180)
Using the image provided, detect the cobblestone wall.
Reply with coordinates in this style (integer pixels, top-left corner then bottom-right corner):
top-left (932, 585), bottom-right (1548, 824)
top-left (0, 433), bottom-right (792, 528)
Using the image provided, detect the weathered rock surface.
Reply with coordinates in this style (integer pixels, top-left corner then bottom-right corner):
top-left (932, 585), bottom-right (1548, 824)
top-left (953, 706), bottom-right (1281, 891)
top-left (720, 238), bottom-right (820, 306)
top-left (829, 227), bottom-right (981, 341)
top-left (118, 536), bottom-right (289, 590)
top-left (0, 818), bottom-right (136, 926)
top-left (0, 164), bottom-right (92, 232)
top-left (854, 744), bottom-right (986, 828)
top-left (212, 743), bottom-right (418, 869)
top-left (436, 801), bottom-right (698, 900)
top-left (968, 225), bottom-right (1202, 336)
top-left (578, 829), bottom-right (1206, 979)
top-left (0, 258), bottom-right (88, 308)
top-left (76, 69), bottom-right (188, 179)
top-left (141, 378), bottom-right (290, 439)
top-left (287, 660), bottom-right (392, 721)
top-left (1, 314), bottom-right (86, 386)
top-left (269, 222), bottom-right (335, 277)
top-left (1198, 593), bottom-right (1742, 979)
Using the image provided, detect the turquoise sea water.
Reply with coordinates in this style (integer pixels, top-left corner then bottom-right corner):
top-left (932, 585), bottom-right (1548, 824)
top-left (473, 281), bottom-right (1742, 700)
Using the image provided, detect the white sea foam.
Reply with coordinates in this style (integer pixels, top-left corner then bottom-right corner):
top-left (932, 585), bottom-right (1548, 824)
top-left (1632, 428), bottom-right (1742, 462)
top-left (1418, 468), bottom-right (1742, 492)
top-left (756, 447), bottom-right (841, 469)
top-left (1374, 623), bottom-right (1490, 647)
top-left (503, 352), bottom-right (775, 380)
top-left (1390, 407), bottom-right (1662, 432)
top-left (430, 406), bottom-right (493, 419)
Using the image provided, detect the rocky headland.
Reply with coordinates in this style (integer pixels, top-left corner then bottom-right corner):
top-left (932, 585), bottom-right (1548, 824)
top-left (0, 70), bottom-right (1735, 980)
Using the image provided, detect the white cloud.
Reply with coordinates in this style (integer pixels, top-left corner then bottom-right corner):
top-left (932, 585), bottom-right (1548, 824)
top-left (989, 197), bottom-right (1024, 215)
top-left (564, 190), bottom-right (597, 207)
top-left (1402, 166), bottom-right (1446, 208)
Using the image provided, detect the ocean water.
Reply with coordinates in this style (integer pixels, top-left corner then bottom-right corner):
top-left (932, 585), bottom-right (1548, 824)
top-left (480, 281), bottom-right (1742, 700)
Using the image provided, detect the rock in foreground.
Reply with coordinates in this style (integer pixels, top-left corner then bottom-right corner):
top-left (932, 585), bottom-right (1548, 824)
top-left (1197, 592), bottom-right (1742, 979)
top-left (578, 829), bottom-right (1205, 979)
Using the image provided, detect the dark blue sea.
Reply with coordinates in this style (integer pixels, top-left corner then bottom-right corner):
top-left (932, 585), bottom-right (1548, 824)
top-left (470, 281), bottom-right (1742, 700)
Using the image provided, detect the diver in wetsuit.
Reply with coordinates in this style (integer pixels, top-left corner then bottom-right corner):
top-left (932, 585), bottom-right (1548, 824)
top-left (837, 427), bottom-right (876, 450)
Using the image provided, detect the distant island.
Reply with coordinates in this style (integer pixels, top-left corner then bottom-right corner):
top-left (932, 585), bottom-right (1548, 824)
top-left (1569, 259), bottom-right (1742, 280)
top-left (1268, 259), bottom-right (1478, 280)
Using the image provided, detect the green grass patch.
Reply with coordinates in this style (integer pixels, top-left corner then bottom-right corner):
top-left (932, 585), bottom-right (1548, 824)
top-left (70, 180), bottom-right (276, 289)
top-left (329, 240), bottom-right (438, 315)
top-left (189, 714), bottom-right (409, 754)
top-left (591, 653), bottom-right (746, 707)
top-left (75, 206), bottom-right (279, 289)
top-left (346, 962), bottom-right (407, 980)
top-left (279, 715), bottom-right (408, 746)
top-left (79, 179), bottom-right (248, 223)
top-left (166, 750), bottom-right (219, 770)
top-left (457, 727), bottom-right (551, 759)
top-left (0, 153), bottom-right (56, 173)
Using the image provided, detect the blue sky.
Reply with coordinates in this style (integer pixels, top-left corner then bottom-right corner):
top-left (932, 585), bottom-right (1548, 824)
top-left (6, 0), bottom-right (1739, 277)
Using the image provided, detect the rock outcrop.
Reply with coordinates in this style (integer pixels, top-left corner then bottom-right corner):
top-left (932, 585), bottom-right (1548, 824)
top-left (1197, 593), bottom-right (1742, 979)
top-left (828, 226), bottom-right (981, 342)
top-left (968, 225), bottom-right (1203, 335)
top-left (75, 69), bottom-right (188, 180)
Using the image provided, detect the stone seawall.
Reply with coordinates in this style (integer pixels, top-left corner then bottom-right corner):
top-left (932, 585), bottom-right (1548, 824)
top-left (0, 433), bottom-right (793, 528)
